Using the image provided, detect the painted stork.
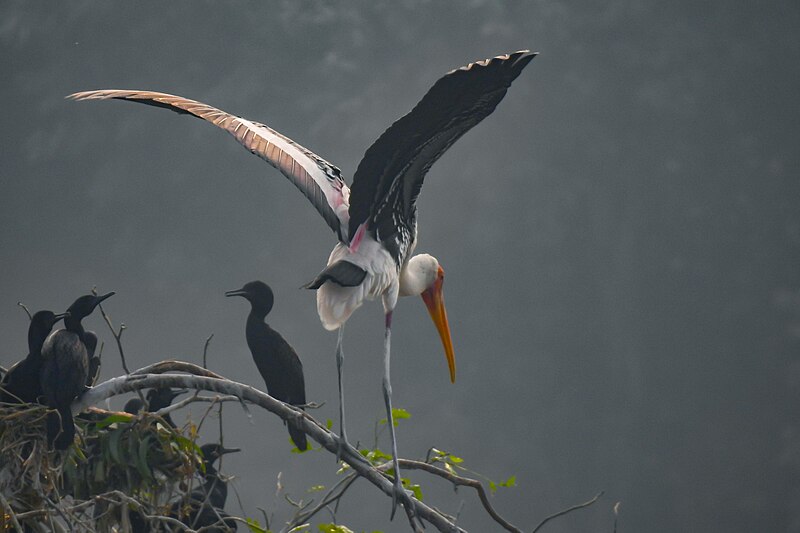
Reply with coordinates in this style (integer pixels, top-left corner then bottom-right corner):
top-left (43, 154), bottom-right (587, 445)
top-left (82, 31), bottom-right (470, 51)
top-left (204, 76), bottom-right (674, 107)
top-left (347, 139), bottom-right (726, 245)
top-left (69, 49), bottom-right (536, 515)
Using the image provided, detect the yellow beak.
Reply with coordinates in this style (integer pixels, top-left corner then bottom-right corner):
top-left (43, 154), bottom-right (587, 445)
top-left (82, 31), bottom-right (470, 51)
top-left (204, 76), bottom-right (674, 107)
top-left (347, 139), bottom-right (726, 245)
top-left (421, 266), bottom-right (456, 383)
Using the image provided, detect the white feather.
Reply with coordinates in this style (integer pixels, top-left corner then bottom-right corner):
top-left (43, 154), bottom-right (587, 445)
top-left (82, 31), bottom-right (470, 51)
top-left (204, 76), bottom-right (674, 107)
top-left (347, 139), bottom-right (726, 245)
top-left (316, 234), bottom-right (398, 330)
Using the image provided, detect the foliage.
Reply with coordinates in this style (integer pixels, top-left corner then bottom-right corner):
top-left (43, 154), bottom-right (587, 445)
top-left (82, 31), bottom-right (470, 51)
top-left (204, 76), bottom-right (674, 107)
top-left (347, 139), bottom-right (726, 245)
top-left (0, 402), bottom-right (228, 531)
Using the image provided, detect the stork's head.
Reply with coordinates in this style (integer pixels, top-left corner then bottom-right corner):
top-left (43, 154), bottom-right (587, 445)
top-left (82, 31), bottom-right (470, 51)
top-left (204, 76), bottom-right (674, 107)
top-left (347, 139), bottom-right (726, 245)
top-left (404, 254), bottom-right (456, 383)
top-left (225, 280), bottom-right (274, 316)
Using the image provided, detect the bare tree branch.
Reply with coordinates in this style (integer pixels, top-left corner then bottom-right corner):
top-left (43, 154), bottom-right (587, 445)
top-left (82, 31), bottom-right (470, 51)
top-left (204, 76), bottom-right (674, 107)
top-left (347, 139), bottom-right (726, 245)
top-left (130, 360), bottom-right (225, 379)
top-left (74, 367), bottom-right (466, 533)
top-left (531, 491), bottom-right (604, 533)
top-left (202, 334), bottom-right (214, 370)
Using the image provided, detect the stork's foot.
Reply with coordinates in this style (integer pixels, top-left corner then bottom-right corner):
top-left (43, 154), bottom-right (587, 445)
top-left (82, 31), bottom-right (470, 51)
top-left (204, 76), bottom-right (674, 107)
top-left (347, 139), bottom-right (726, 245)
top-left (389, 473), bottom-right (416, 522)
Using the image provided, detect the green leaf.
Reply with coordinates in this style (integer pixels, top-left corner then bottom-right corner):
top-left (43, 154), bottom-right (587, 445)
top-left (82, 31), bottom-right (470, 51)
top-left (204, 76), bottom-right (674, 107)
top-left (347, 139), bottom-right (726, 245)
top-left (136, 435), bottom-right (153, 482)
top-left (318, 524), bottom-right (355, 533)
top-left (400, 478), bottom-right (423, 501)
top-left (500, 475), bottom-right (517, 488)
top-left (326, 419), bottom-right (333, 430)
top-left (96, 413), bottom-right (134, 429)
top-left (448, 455), bottom-right (464, 464)
top-left (109, 429), bottom-right (124, 464)
top-left (378, 408), bottom-right (411, 427)
top-left (489, 480), bottom-right (498, 493)
top-left (392, 408), bottom-right (411, 419)
top-left (245, 517), bottom-right (269, 533)
top-left (71, 443), bottom-right (88, 461)
top-left (307, 485), bottom-right (326, 493)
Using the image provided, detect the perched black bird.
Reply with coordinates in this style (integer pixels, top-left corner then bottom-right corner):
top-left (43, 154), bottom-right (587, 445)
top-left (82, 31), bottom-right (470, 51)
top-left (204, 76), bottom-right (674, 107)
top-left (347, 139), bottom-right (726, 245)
top-left (41, 292), bottom-right (114, 449)
top-left (226, 281), bottom-right (308, 451)
top-left (123, 387), bottom-right (187, 427)
top-left (1, 311), bottom-right (69, 403)
top-left (171, 443), bottom-right (240, 532)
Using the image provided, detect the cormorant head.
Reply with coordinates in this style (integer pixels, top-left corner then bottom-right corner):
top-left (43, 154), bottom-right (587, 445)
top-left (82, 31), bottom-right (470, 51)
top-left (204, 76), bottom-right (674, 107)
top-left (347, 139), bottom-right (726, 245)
top-left (123, 397), bottom-right (144, 415)
top-left (66, 292), bottom-right (115, 322)
top-left (146, 387), bottom-right (188, 410)
top-left (28, 310), bottom-right (69, 351)
top-left (200, 443), bottom-right (241, 465)
top-left (225, 281), bottom-right (274, 316)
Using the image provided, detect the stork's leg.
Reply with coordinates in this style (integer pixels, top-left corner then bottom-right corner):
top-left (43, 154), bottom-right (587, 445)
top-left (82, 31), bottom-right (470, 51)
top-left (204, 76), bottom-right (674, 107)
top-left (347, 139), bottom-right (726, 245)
top-left (382, 311), bottom-right (414, 521)
top-left (335, 324), bottom-right (349, 461)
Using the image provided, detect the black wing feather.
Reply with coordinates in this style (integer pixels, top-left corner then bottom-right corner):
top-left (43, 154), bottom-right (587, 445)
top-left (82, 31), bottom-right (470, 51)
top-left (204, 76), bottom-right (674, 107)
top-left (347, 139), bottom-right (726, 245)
top-left (347, 51), bottom-right (536, 249)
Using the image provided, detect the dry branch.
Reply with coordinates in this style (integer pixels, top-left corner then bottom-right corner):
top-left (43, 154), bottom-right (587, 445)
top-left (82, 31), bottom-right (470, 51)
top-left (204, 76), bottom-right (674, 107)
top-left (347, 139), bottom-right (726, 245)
top-left (73, 366), bottom-right (466, 533)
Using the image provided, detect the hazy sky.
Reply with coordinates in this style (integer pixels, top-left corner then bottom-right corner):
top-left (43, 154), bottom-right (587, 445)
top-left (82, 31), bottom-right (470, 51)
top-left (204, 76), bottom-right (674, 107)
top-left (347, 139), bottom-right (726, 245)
top-left (2, 2), bottom-right (799, 531)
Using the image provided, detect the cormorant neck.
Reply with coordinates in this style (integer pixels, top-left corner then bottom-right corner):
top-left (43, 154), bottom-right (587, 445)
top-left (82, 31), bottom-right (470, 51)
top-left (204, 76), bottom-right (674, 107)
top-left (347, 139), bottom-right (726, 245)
top-left (204, 461), bottom-right (219, 479)
top-left (28, 329), bottom-right (47, 357)
top-left (247, 305), bottom-right (269, 323)
top-left (64, 315), bottom-right (85, 336)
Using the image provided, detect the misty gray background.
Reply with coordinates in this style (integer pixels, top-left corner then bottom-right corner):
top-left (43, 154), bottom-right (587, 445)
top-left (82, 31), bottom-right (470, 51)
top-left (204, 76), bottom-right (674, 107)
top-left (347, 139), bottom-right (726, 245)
top-left (2, 1), bottom-right (799, 531)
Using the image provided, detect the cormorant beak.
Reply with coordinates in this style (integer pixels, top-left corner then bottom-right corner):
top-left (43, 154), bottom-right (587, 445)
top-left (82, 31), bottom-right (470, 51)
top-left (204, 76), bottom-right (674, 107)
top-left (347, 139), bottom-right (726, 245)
top-left (96, 292), bottom-right (115, 304)
top-left (169, 389), bottom-right (189, 400)
top-left (219, 446), bottom-right (241, 456)
top-left (225, 288), bottom-right (247, 298)
top-left (54, 312), bottom-right (70, 321)
top-left (421, 265), bottom-right (456, 383)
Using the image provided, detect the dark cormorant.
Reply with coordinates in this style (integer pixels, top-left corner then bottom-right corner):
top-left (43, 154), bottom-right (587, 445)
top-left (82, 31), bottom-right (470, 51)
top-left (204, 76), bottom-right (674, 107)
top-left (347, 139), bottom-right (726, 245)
top-left (123, 387), bottom-right (187, 427)
top-left (1, 311), bottom-right (69, 404)
top-left (225, 281), bottom-right (308, 451)
top-left (40, 292), bottom-right (114, 449)
top-left (171, 443), bottom-right (240, 531)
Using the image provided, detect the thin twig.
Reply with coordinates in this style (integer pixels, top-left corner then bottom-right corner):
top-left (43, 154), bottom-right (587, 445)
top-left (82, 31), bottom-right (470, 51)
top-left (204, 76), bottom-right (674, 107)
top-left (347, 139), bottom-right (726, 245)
top-left (93, 288), bottom-right (129, 374)
top-left (153, 393), bottom-right (240, 418)
top-left (283, 473), bottom-right (359, 532)
top-left (613, 501), bottom-right (621, 533)
top-left (91, 286), bottom-right (149, 415)
top-left (16, 301), bottom-right (32, 320)
top-left (378, 458), bottom-right (522, 533)
top-left (531, 491), bottom-right (604, 533)
top-left (0, 493), bottom-right (24, 531)
top-left (203, 334), bottom-right (214, 370)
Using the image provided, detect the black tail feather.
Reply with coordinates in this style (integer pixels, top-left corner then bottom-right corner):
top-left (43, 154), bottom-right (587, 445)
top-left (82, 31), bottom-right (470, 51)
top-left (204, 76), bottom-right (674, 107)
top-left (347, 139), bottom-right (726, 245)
top-left (288, 418), bottom-right (308, 451)
top-left (303, 260), bottom-right (367, 289)
top-left (47, 406), bottom-right (75, 450)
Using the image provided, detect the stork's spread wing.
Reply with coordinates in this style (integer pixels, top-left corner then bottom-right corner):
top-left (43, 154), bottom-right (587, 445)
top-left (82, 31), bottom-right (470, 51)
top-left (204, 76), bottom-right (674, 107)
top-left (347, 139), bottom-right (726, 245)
top-left (347, 51), bottom-right (536, 259)
top-left (68, 90), bottom-right (351, 242)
